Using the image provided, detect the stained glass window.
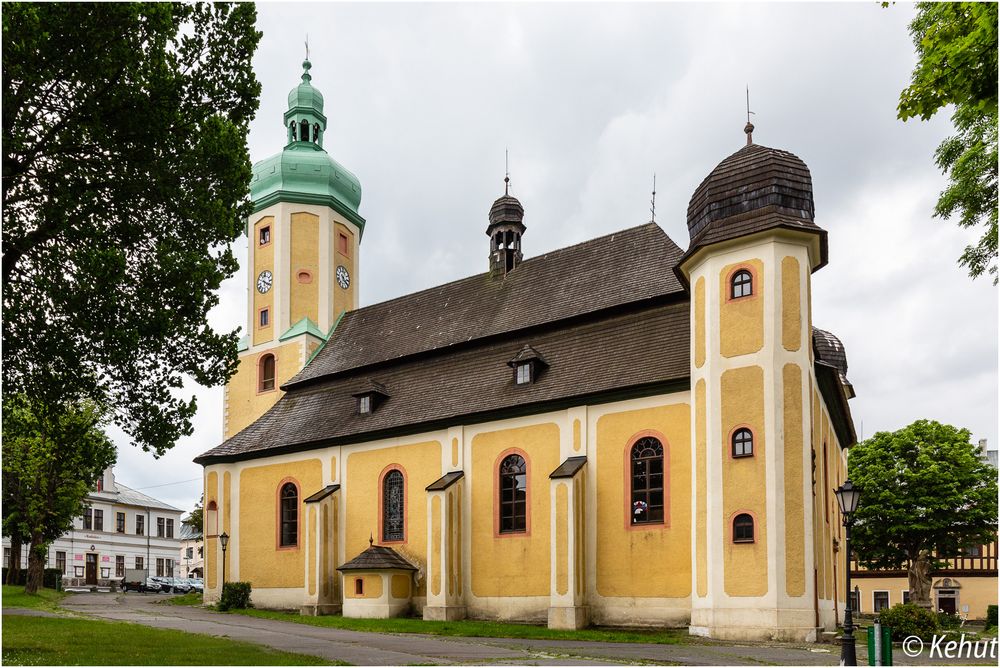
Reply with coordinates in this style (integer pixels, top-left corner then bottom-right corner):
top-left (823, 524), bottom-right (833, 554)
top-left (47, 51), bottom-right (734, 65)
top-left (499, 454), bottom-right (527, 533)
top-left (630, 437), bottom-right (664, 524)
top-left (382, 469), bottom-right (404, 541)
top-left (280, 483), bottom-right (298, 546)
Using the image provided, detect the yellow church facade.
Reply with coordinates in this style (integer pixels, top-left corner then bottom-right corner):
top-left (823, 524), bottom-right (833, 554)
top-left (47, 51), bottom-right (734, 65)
top-left (196, 63), bottom-right (858, 641)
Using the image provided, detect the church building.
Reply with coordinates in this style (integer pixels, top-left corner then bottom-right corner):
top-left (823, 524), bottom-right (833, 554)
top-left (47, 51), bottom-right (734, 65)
top-left (195, 61), bottom-right (857, 641)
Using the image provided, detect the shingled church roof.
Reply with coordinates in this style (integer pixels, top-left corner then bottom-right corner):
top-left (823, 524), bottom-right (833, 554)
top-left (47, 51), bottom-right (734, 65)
top-left (196, 223), bottom-right (690, 464)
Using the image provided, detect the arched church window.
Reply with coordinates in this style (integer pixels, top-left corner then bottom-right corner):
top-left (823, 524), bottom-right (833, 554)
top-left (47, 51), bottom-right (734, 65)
top-left (382, 469), bottom-right (404, 542)
top-left (630, 437), bottom-right (664, 524)
top-left (733, 513), bottom-right (755, 543)
top-left (731, 269), bottom-right (753, 299)
top-left (498, 454), bottom-right (527, 533)
top-left (312, 123), bottom-right (320, 142)
top-left (300, 119), bottom-right (310, 143)
top-left (732, 428), bottom-right (754, 458)
top-left (279, 482), bottom-right (298, 547)
top-left (289, 121), bottom-right (297, 141)
top-left (259, 354), bottom-right (275, 392)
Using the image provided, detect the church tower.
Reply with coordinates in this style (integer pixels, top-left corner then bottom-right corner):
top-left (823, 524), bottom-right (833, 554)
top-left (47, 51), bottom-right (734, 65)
top-left (678, 123), bottom-right (836, 641)
top-left (223, 59), bottom-right (365, 439)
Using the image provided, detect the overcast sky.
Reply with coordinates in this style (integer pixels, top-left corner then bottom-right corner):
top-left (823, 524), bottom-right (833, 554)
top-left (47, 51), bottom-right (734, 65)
top-left (110, 1), bottom-right (998, 514)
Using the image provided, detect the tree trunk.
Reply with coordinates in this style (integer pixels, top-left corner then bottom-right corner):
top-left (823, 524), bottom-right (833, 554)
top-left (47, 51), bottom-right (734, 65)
top-left (907, 549), bottom-right (933, 608)
top-left (23, 533), bottom-right (45, 594)
top-left (5, 537), bottom-right (22, 584)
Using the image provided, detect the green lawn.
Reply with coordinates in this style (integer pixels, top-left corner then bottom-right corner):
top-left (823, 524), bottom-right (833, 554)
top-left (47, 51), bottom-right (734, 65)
top-left (1, 615), bottom-right (335, 666)
top-left (231, 608), bottom-right (689, 644)
top-left (160, 592), bottom-right (204, 606)
top-left (1, 585), bottom-right (65, 612)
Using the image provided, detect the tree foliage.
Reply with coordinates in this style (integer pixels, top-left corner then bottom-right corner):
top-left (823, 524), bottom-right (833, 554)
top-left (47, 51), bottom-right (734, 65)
top-left (2, 395), bottom-right (117, 593)
top-left (183, 495), bottom-right (204, 536)
top-left (1, 3), bottom-right (261, 455)
top-left (896, 2), bottom-right (998, 282)
top-left (848, 420), bottom-right (998, 604)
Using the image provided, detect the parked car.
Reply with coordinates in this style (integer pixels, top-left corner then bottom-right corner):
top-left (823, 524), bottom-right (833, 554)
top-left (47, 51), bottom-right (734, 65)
top-left (123, 577), bottom-right (162, 593)
top-left (151, 577), bottom-right (190, 594)
top-left (184, 578), bottom-right (203, 593)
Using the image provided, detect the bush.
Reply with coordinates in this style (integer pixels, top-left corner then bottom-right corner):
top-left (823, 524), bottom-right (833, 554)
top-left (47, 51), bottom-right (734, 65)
top-left (218, 581), bottom-right (252, 611)
top-left (987, 605), bottom-right (998, 629)
top-left (937, 611), bottom-right (962, 630)
top-left (42, 568), bottom-right (62, 590)
top-left (2, 568), bottom-right (62, 589)
top-left (878, 603), bottom-right (939, 641)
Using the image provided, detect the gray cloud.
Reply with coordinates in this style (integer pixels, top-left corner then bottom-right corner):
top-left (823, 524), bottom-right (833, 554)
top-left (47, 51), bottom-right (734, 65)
top-left (108, 2), bottom-right (997, 512)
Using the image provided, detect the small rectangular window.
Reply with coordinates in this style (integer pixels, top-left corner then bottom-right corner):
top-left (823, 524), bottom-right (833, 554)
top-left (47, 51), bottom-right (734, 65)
top-left (873, 591), bottom-right (890, 612)
top-left (338, 232), bottom-right (350, 256)
top-left (515, 362), bottom-right (532, 385)
top-left (156, 558), bottom-right (164, 577)
top-left (358, 395), bottom-right (371, 415)
top-left (259, 226), bottom-right (271, 246)
top-left (135, 556), bottom-right (144, 571)
top-left (165, 559), bottom-right (173, 577)
top-left (166, 518), bottom-right (174, 538)
top-left (902, 590), bottom-right (911, 604)
top-left (83, 508), bottom-right (93, 530)
top-left (94, 509), bottom-right (104, 532)
top-left (116, 555), bottom-right (125, 577)
top-left (136, 515), bottom-right (144, 536)
top-left (3, 547), bottom-right (9, 568)
top-left (186, 547), bottom-right (194, 560)
top-left (56, 551), bottom-right (66, 574)
top-left (355, 578), bottom-right (364, 595)
top-left (157, 517), bottom-right (165, 537)
top-left (259, 308), bottom-right (269, 328)
top-left (116, 512), bottom-right (126, 533)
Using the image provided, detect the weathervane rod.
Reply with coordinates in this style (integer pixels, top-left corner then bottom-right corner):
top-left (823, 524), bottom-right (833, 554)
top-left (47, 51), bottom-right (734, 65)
top-left (504, 148), bottom-right (510, 195)
top-left (305, 34), bottom-right (310, 61)
top-left (650, 172), bottom-right (657, 224)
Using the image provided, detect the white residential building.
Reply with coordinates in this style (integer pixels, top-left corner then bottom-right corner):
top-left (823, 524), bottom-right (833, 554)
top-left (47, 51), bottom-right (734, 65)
top-left (179, 523), bottom-right (204, 578)
top-left (2, 467), bottom-right (183, 589)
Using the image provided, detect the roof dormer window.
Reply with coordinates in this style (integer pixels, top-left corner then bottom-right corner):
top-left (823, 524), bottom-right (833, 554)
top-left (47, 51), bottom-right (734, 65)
top-left (508, 345), bottom-right (548, 386)
top-left (353, 380), bottom-right (389, 415)
top-left (515, 362), bottom-right (532, 385)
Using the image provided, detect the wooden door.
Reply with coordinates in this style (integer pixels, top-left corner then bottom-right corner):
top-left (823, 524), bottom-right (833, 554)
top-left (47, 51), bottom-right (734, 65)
top-left (85, 554), bottom-right (98, 584)
top-left (938, 594), bottom-right (956, 615)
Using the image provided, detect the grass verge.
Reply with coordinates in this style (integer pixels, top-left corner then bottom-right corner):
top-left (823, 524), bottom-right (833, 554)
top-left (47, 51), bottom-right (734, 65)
top-left (1, 585), bottom-right (66, 612)
top-left (230, 608), bottom-right (688, 644)
top-left (159, 592), bottom-right (204, 606)
top-left (1, 615), bottom-right (338, 665)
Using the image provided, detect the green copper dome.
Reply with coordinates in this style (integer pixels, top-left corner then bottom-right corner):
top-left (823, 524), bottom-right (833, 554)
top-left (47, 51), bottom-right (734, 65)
top-left (250, 60), bottom-right (365, 233)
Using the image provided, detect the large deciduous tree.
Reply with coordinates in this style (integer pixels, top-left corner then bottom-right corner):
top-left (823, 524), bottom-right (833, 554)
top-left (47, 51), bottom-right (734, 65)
top-left (1, 2), bottom-right (261, 456)
top-left (896, 2), bottom-right (998, 282)
top-left (2, 396), bottom-right (117, 593)
top-left (848, 420), bottom-right (998, 608)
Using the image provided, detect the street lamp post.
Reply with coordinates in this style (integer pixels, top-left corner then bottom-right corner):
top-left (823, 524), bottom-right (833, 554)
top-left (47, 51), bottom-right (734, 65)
top-left (834, 480), bottom-right (862, 667)
top-left (219, 532), bottom-right (230, 590)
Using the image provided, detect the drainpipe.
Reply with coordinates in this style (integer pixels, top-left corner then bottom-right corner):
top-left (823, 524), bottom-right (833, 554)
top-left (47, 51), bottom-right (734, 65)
top-left (146, 507), bottom-right (151, 579)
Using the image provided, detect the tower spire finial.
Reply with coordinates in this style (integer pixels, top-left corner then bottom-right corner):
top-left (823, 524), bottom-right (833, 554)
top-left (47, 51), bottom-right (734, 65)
top-left (504, 148), bottom-right (510, 195)
top-left (305, 34), bottom-right (310, 62)
top-left (650, 172), bottom-right (657, 224)
top-left (744, 85), bottom-right (755, 145)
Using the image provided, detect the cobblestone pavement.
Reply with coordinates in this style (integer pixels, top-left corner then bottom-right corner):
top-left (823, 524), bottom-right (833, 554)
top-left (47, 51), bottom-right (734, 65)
top-left (46, 592), bottom-right (993, 666)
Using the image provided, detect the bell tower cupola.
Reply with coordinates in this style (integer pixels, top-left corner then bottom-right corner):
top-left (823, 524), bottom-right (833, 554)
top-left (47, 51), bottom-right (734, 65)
top-left (284, 59), bottom-right (327, 145)
top-left (487, 176), bottom-right (525, 279)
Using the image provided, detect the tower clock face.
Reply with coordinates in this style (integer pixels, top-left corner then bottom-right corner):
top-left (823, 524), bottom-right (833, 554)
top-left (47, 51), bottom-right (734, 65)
top-left (336, 265), bottom-right (351, 289)
top-left (256, 270), bottom-right (273, 294)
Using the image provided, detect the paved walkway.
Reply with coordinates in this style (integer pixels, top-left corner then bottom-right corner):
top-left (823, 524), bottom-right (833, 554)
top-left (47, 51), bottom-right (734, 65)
top-left (46, 592), bottom-right (990, 666)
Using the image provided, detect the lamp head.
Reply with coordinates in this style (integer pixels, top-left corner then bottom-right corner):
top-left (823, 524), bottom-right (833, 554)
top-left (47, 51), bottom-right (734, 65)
top-left (834, 480), bottom-right (861, 516)
top-left (219, 531), bottom-right (230, 550)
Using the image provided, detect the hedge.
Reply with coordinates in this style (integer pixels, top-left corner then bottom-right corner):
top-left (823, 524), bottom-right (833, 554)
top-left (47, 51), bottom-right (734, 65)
top-left (218, 581), bottom-right (253, 611)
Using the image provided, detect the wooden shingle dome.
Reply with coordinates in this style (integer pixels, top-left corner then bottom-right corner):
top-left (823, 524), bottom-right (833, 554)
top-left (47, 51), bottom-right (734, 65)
top-left (686, 143), bottom-right (815, 243)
